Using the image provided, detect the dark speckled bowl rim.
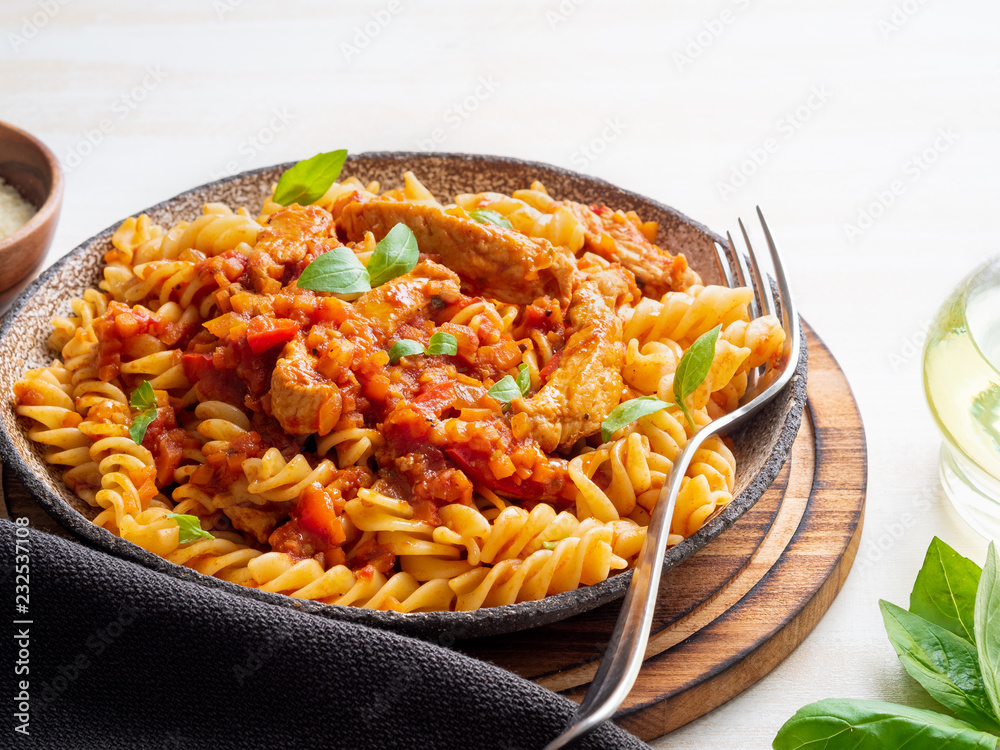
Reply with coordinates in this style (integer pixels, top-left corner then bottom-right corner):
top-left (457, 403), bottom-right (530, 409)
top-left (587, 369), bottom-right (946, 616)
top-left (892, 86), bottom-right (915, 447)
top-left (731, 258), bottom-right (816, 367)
top-left (0, 152), bottom-right (807, 641)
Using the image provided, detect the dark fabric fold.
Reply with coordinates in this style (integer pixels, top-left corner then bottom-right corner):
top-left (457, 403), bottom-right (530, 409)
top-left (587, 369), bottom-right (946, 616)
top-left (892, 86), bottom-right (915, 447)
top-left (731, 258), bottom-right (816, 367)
top-left (0, 520), bottom-right (649, 750)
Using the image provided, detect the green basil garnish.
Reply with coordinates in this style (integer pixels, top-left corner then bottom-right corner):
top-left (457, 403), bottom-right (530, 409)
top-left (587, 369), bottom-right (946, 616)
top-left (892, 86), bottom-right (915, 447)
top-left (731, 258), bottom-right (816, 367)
top-left (425, 331), bottom-right (458, 356)
top-left (128, 380), bottom-right (158, 445)
top-left (366, 224), bottom-right (419, 288)
top-left (488, 376), bottom-right (523, 405)
top-left (387, 339), bottom-right (425, 365)
top-left (600, 396), bottom-right (674, 443)
top-left (167, 513), bottom-right (214, 544)
top-left (673, 324), bottom-right (721, 430)
top-left (297, 248), bottom-right (371, 295)
top-left (469, 208), bottom-right (513, 229)
top-left (515, 362), bottom-right (531, 395)
top-left (273, 150), bottom-right (347, 207)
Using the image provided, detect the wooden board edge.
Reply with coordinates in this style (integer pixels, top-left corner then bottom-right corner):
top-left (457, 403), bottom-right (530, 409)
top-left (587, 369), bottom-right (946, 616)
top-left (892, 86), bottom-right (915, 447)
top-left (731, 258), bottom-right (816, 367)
top-left (619, 498), bottom-right (865, 739)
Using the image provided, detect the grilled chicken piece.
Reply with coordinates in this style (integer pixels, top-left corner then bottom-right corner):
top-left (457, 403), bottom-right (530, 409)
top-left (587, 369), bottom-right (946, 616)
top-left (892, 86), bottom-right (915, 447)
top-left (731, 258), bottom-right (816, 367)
top-left (223, 503), bottom-right (291, 544)
top-left (353, 260), bottom-right (462, 342)
top-left (514, 267), bottom-right (633, 451)
top-left (257, 205), bottom-right (334, 264)
top-left (564, 202), bottom-right (699, 297)
top-left (269, 339), bottom-right (342, 436)
top-left (335, 197), bottom-right (576, 307)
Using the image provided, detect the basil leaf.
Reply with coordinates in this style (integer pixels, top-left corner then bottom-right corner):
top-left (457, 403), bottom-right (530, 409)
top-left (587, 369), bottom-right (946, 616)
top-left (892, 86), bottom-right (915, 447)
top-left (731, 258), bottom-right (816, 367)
top-left (426, 331), bottom-right (458, 357)
top-left (273, 149), bottom-right (347, 207)
top-left (673, 324), bottom-right (721, 430)
top-left (541, 541), bottom-right (558, 550)
top-left (366, 224), bottom-right (419, 288)
top-left (297, 248), bottom-right (371, 294)
top-left (911, 536), bottom-right (982, 644)
top-left (975, 542), bottom-right (1000, 720)
top-left (130, 380), bottom-right (156, 411)
top-left (128, 381), bottom-right (158, 444)
top-left (128, 410), bottom-right (157, 446)
top-left (488, 375), bottom-right (522, 404)
top-left (388, 339), bottom-right (425, 364)
top-left (515, 363), bottom-right (530, 396)
top-left (167, 513), bottom-right (214, 544)
top-left (880, 600), bottom-right (1000, 732)
top-left (469, 208), bottom-right (513, 229)
top-left (773, 698), bottom-right (999, 750)
top-left (601, 396), bottom-right (674, 443)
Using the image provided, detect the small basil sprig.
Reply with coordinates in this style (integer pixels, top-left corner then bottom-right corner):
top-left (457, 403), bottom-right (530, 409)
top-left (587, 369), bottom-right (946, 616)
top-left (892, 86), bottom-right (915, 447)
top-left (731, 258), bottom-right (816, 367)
top-left (366, 223), bottom-right (419, 288)
top-left (489, 364), bottom-right (530, 405)
top-left (601, 396), bottom-right (674, 443)
top-left (387, 339), bottom-right (425, 364)
top-left (273, 150), bottom-right (347, 207)
top-left (673, 324), bottom-right (720, 429)
top-left (599, 325), bottom-right (721, 442)
top-left (128, 380), bottom-right (158, 445)
top-left (774, 539), bottom-right (1000, 748)
top-left (387, 332), bottom-right (458, 364)
top-left (167, 513), bottom-right (214, 544)
top-left (297, 223), bottom-right (419, 295)
top-left (425, 331), bottom-right (458, 356)
top-left (469, 208), bottom-right (513, 229)
top-left (297, 248), bottom-right (370, 294)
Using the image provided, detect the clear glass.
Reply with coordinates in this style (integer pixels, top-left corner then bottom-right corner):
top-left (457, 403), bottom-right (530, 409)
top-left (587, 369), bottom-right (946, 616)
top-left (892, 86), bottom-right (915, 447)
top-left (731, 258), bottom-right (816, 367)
top-left (924, 256), bottom-right (1000, 540)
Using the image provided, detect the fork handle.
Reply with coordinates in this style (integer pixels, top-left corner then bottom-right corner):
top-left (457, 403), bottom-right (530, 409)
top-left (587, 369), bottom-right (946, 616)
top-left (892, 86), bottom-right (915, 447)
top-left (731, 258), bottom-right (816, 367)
top-left (543, 430), bottom-right (713, 750)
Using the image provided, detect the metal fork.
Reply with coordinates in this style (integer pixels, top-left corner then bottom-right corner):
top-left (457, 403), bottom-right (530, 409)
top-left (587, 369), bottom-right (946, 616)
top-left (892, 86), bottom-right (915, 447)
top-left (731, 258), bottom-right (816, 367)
top-left (543, 208), bottom-right (802, 750)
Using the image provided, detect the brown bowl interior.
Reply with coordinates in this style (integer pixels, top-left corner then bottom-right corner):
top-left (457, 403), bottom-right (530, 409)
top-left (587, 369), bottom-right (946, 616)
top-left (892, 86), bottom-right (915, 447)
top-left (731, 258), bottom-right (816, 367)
top-left (0, 152), bottom-right (806, 640)
top-left (0, 121), bottom-right (64, 292)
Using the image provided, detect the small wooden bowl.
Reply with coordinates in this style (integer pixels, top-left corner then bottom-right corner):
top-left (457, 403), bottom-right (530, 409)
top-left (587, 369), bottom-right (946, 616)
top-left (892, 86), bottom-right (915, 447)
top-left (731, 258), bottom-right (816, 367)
top-left (0, 121), bottom-right (63, 293)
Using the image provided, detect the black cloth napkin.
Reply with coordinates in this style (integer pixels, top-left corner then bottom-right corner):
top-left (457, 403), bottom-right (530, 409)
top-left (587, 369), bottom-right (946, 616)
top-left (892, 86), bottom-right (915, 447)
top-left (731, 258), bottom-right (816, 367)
top-left (0, 520), bottom-right (651, 749)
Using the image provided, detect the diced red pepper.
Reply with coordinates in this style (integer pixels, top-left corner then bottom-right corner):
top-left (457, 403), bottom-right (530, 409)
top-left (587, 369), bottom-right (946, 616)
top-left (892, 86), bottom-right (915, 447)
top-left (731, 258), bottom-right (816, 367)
top-left (445, 444), bottom-right (541, 502)
top-left (296, 484), bottom-right (346, 545)
top-left (245, 318), bottom-right (298, 355)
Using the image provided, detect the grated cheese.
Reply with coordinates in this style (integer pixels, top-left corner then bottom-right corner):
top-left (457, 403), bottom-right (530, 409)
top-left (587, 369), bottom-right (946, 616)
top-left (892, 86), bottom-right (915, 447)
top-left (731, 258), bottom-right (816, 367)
top-left (0, 178), bottom-right (38, 240)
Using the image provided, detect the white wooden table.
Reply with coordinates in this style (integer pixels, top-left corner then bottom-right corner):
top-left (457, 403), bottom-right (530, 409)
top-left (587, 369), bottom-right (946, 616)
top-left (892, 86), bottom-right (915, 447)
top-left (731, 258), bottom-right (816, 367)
top-left (2, 0), bottom-right (997, 745)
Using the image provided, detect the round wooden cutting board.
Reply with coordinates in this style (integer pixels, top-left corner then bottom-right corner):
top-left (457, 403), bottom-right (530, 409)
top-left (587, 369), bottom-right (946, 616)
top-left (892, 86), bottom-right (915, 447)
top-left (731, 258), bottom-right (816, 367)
top-left (455, 326), bottom-right (867, 741)
top-left (2, 325), bottom-right (865, 743)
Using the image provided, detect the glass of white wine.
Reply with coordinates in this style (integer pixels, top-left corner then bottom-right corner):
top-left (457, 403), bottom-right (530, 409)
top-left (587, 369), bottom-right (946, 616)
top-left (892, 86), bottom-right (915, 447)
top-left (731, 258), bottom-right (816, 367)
top-left (924, 256), bottom-right (1000, 539)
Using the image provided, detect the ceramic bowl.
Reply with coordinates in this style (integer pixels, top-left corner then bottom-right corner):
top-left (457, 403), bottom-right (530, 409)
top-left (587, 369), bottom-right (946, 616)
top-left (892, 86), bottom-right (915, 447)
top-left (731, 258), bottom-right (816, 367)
top-left (0, 152), bottom-right (807, 640)
top-left (0, 120), bottom-right (63, 293)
